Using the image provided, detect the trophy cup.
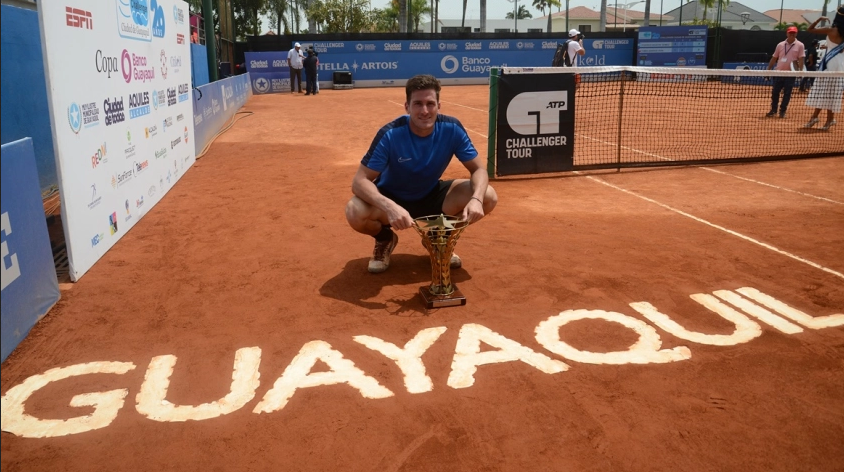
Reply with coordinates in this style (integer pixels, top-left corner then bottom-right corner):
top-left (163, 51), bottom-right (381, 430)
top-left (413, 214), bottom-right (469, 309)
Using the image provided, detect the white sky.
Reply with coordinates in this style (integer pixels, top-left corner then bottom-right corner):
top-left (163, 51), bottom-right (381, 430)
top-left (368, 0), bottom-right (839, 21)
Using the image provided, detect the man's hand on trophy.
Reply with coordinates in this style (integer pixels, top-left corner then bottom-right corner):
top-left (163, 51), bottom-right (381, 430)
top-left (386, 204), bottom-right (414, 230)
top-left (461, 198), bottom-right (485, 224)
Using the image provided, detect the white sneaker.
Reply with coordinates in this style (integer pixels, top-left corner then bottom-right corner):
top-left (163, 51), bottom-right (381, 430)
top-left (450, 254), bottom-right (462, 269)
top-left (368, 232), bottom-right (398, 273)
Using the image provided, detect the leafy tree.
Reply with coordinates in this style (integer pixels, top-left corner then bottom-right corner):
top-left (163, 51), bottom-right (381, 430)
top-left (233, 0), bottom-right (266, 37)
top-left (371, 6), bottom-right (399, 32)
top-left (263, 0), bottom-right (290, 35)
top-left (698, 0), bottom-right (730, 24)
top-left (532, 0), bottom-right (561, 33)
top-left (306, 0), bottom-right (372, 33)
top-left (408, 0), bottom-right (431, 32)
top-left (506, 4), bottom-right (532, 20)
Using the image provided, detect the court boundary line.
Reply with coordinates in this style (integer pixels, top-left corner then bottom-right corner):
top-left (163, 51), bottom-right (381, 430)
top-left (576, 134), bottom-right (842, 205)
top-left (389, 99), bottom-right (489, 138)
top-left (584, 175), bottom-right (844, 280)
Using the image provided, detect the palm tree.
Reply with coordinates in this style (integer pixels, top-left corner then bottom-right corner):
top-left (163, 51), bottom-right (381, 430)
top-left (399, 0), bottom-right (407, 32)
top-left (643, 0), bottom-right (650, 26)
top-left (506, 4), bottom-right (533, 19)
top-left (699, 0), bottom-right (714, 22)
top-left (600, 0), bottom-right (607, 31)
top-left (480, 0), bottom-right (486, 32)
top-left (532, 0), bottom-right (561, 33)
top-left (461, 0), bottom-right (467, 28)
top-left (408, 0), bottom-right (431, 32)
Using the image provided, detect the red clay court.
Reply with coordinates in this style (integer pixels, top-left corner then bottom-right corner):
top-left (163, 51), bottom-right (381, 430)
top-left (1, 85), bottom-right (843, 472)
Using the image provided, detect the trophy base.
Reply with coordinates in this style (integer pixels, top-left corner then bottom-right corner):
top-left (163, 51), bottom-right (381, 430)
top-left (419, 286), bottom-right (466, 309)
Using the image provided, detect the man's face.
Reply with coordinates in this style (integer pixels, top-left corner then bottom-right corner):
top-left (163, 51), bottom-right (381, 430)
top-left (787, 31), bottom-right (797, 42)
top-left (405, 89), bottom-right (439, 136)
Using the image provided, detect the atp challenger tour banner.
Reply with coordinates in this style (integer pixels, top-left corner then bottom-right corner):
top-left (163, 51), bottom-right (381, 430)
top-left (38, 0), bottom-right (194, 281)
top-left (295, 39), bottom-right (634, 87)
top-left (495, 71), bottom-right (576, 176)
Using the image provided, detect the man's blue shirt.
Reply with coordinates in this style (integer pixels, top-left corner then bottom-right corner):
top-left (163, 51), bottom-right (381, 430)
top-left (361, 114), bottom-right (478, 201)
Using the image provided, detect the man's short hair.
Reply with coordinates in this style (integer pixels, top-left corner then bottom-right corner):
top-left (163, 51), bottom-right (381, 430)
top-left (405, 74), bottom-right (441, 103)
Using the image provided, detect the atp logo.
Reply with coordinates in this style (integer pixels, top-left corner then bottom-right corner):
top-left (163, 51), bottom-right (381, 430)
top-left (506, 91), bottom-right (569, 135)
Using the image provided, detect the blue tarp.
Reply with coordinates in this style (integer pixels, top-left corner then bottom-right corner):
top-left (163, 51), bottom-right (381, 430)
top-left (1, 138), bottom-right (60, 362)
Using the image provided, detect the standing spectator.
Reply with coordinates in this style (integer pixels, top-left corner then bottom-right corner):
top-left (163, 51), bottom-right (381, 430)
top-left (803, 7), bottom-right (844, 131)
top-left (799, 39), bottom-right (820, 92)
top-left (308, 47), bottom-right (320, 94)
top-left (765, 26), bottom-right (805, 118)
top-left (566, 29), bottom-right (586, 67)
top-left (303, 49), bottom-right (319, 96)
top-left (287, 42), bottom-right (304, 94)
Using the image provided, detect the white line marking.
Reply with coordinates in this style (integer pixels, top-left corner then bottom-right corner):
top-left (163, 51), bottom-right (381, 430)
top-left (698, 167), bottom-right (843, 205)
top-left (440, 100), bottom-right (488, 113)
top-left (585, 175), bottom-right (844, 280)
top-left (576, 134), bottom-right (841, 204)
top-left (389, 100), bottom-right (487, 138)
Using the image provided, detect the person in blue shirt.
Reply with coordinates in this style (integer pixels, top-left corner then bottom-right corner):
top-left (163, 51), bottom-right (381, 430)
top-left (345, 74), bottom-right (498, 273)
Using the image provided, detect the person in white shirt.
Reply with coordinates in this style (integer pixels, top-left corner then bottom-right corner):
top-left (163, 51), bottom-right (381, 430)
top-left (287, 42), bottom-right (304, 94)
top-left (566, 29), bottom-right (586, 67)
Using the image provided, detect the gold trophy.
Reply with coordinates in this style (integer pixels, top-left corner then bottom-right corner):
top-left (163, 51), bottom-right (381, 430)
top-left (413, 214), bottom-right (469, 309)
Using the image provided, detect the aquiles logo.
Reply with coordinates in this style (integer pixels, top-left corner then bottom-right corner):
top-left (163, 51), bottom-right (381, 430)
top-left (66, 7), bottom-right (92, 29)
top-left (128, 91), bottom-right (150, 119)
top-left (177, 83), bottom-right (190, 102)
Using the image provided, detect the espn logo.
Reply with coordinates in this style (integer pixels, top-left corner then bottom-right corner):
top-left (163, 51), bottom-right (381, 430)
top-left (176, 33), bottom-right (185, 44)
top-left (65, 7), bottom-right (92, 29)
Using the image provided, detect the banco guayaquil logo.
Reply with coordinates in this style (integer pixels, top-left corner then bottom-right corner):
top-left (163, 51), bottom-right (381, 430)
top-left (506, 91), bottom-right (569, 135)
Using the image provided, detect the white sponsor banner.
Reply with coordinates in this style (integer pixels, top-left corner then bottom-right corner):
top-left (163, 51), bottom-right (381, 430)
top-left (39, 0), bottom-right (194, 281)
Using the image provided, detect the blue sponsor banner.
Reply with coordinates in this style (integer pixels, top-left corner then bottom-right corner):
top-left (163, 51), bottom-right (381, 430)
top-left (192, 74), bottom-right (252, 156)
top-left (250, 71), bottom-right (291, 94)
top-left (722, 62), bottom-right (770, 86)
top-left (245, 52), bottom-right (292, 94)
top-left (637, 26), bottom-right (708, 67)
top-left (291, 38), bottom-right (633, 86)
top-left (245, 51), bottom-right (291, 73)
top-left (1, 138), bottom-right (60, 362)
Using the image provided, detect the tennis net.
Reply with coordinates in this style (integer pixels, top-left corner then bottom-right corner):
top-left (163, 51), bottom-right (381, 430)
top-left (493, 66), bottom-right (843, 175)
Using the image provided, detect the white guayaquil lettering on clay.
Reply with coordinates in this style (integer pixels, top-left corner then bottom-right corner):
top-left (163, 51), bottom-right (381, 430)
top-left (135, 347), bottom-right (262, 422)
top-left (630, 294), bottom-right (763, 346)
top-left (712, 290), bottom-right (803, 334)
top-left (535, 309), bottom-right (692, 364)
top-left (447, 323), bottom-right (568, 389)
top-left (253, 340), bottom-right (393, 414)
top-left (736, 287), bottom-right (844, 329)
top-left (0, 362), bottom-right (136, 438)
top-left (353, 327), bottom-right (447, 394)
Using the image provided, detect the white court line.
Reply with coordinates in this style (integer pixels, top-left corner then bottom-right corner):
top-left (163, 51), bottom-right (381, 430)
top-left (584, 175), bottom-right (844, 280)
top-left (696, 167), bottom-right (843, 205)
top-left (577, 134), bottom-right (841, 204)
top-left (389, 100), bottom-right (488, 138)
top-left (440, 100), bottom-right (488, 113)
